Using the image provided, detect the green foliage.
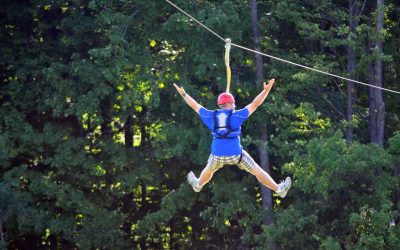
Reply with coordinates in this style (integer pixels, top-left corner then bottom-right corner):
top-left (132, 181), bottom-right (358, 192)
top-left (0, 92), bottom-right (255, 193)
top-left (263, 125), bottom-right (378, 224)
top-left (254, 131), bottom-right (400, 249)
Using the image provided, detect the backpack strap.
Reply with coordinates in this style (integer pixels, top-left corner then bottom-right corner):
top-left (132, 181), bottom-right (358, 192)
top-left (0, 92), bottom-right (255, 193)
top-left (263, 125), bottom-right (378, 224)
top-left (213, 110), bottom-right (218, 132)
top-left (226, 110), bottom-right (233, 131)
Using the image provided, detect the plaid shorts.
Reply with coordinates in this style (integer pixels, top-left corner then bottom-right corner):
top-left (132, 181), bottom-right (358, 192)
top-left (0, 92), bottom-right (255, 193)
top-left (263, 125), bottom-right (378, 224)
top-left (205, 150), bottom-right (257, 172)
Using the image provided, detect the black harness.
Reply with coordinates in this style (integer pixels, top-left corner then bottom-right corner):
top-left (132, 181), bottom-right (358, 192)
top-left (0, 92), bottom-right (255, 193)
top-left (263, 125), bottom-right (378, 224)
top-left (212, 110), bottom-right (240, 139)
top-left (212, 110), bottom-right (243, 164)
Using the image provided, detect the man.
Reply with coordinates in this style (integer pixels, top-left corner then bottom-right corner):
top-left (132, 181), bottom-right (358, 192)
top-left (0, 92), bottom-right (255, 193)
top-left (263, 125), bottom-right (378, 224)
top-left (173, 79), bottom-right (291, 198)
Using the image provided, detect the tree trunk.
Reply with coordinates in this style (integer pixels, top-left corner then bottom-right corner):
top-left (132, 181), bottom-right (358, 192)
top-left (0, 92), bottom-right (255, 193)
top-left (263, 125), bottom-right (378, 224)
top-left (367, 34), bottom-right (377, 141)
top-left (394, 165), bottom-right (399, 224)
top-left (100, 98), bottom-right (113, 188)
top-left (140, 181), bottom-right (147, 249)
top-left (124, 115), bottom-right (134, 148)
top-left (258, 123), bottom-right (273, 227)
top-left (374, 0), bottom-right (385, 145)
top-left (346, 0), bottom-right (358, 142)
top-left (250, 0), bottom-right (274, 229)
top-left (122, 115), bottom-right (134, 243)
top-left (250, 0), bottom-right (264, 83)
top-left (100, 98), bottom-right (112, 138)
top-left (0, 220), bottom-right (5, 245)
top-left (368, 0), bottom-right (386, 145)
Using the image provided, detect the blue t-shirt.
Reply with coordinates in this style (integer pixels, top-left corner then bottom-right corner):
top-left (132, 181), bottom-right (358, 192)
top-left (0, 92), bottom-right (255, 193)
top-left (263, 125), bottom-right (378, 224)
top-left (199, 107), bottom-right (250, 156)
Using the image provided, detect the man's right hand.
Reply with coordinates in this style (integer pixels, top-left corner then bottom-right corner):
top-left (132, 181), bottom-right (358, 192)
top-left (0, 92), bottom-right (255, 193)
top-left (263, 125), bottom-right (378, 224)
top-left (173, 83), bottom-right (202, 114)
top-left (173, 83), bottom-right (186, 97)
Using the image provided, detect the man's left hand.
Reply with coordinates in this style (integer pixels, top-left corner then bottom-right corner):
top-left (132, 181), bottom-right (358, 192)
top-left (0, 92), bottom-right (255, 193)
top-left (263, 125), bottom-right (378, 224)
top-left (263, 78), bottom-right (275, 91)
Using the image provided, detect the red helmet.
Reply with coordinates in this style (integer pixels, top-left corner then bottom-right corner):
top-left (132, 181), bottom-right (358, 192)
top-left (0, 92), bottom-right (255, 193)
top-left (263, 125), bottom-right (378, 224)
top-left (217, 92), bottom-right (235, 105)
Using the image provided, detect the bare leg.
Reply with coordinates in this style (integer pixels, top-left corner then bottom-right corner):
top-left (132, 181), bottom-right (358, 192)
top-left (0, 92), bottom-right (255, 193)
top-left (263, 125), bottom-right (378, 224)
top-left (198, 166), bottom-right (217, 188)
top-left (249, 164), bottom-right (279, 192)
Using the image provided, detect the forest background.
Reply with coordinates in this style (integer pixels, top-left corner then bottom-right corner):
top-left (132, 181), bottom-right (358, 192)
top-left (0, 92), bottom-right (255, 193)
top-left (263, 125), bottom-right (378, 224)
top-left (1, 0), bottom-right (400, 249)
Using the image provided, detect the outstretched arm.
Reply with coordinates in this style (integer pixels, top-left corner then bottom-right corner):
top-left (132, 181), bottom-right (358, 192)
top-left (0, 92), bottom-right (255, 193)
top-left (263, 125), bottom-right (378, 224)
top-left (173, 83), bottom-right (202, 114)
top-left (246, 79), bottom-right (275, 115)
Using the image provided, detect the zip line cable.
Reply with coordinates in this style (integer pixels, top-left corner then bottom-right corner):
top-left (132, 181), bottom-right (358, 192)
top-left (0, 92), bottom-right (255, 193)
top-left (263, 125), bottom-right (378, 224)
top-left (164, 0), bottom-right (225, 42)
top-left (231, 43), bottom-right (400, 94)
top-left (164, 0), bottom-right (400, 95)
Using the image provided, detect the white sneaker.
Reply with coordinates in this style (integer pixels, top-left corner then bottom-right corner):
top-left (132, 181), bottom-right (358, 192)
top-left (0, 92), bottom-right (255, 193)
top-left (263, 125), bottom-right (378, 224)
top-left (187, 171), bottom-right (201, 192)
top-left (276, 177), bottom-right (291, 198)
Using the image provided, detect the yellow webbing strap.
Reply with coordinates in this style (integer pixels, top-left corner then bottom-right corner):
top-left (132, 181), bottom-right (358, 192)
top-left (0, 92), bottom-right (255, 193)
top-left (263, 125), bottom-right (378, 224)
top-left (225, 38), bottom-right (231, 93)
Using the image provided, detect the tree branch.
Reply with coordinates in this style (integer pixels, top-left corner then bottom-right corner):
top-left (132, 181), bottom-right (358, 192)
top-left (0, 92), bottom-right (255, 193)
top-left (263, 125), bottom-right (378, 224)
top-left (121, 8), bottom-right (143, 40)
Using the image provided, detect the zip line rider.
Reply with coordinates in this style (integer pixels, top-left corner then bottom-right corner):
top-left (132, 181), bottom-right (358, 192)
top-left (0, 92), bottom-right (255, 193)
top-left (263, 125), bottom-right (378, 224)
top-left (173, 79), bottom-right (291, 198)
